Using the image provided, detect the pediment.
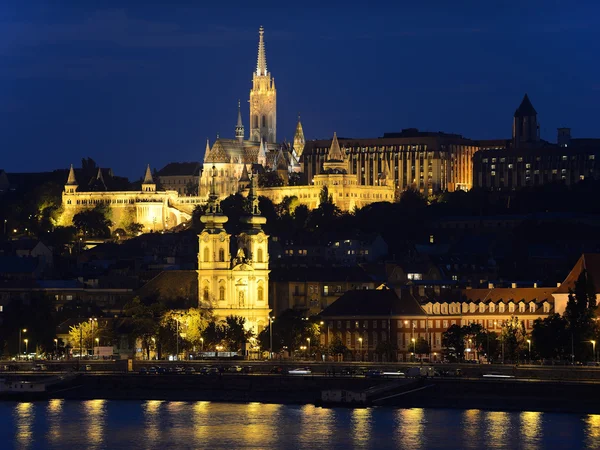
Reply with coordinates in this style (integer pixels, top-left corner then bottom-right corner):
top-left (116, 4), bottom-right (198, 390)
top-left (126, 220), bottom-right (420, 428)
top-left (232, 263), bottom-right (254, 271)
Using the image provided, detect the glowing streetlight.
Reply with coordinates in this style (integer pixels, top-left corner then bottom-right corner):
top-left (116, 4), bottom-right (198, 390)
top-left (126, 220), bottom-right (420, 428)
top-left (591, 340), bottom-right (596, 363)
top-left (54, 338), bottom-right (58, 354)
top-left (411, 337), bottom-right (416, 361)
top-left (24, 338), bottom-right (29, 357)
top-left (307, 338), bottom-right (311, 358)
top-left (200, 337), bottom-right (204, 352)
top-left (19, 329), bottom-right (27, 360)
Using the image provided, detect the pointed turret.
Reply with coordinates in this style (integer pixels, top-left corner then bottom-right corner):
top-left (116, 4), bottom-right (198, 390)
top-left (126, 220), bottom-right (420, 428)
top-left (235, 100), bottom-right (244, 143)
top-left (327, 132), bottom-right (344, 161)
top-left (89, 167), bottom-right (107, 191)
top-left (257, 138), bottom-right (267, 166)
top-left (142, 164), bottom-right (156, 192)
top-left (203, 139), bottom-right (211, 163)
top-left (256, 26), bottom-right (268, 76)
top-left (201, 165), bottom-right (228, 229)
top-left (239, 164), bottom-right (251, 192)
top-left (293, 113), bottom-right (305, 159)
top-left (242, 171), bottom-right (266, 229)
top-left (65, 164), bottom-right (78, 193)
top-left (512, 93), bottom-right (539, 147)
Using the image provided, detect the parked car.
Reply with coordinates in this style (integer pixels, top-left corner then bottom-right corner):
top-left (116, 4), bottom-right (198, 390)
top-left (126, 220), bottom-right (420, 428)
top-left (157, 366), bottom-right (167, 375)
top-left (148, 366), bottom-right (158, 375)
top-left (185, 366), bottom-right (196, 373)
top-left (32, 364), bottom-right (48, 371)
top-left (228, 365), bottom-right (243, 373)
top-left (139, 367), bottom-right (148, 375)
top-left (289, 368), bottom-right (312, 375)
top-left (269, 366), bottom-right (288, 375)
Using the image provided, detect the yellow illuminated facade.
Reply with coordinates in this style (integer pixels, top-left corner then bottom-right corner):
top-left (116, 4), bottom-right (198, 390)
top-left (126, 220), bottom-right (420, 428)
top-left (198, 172), bottom-right (271, 333)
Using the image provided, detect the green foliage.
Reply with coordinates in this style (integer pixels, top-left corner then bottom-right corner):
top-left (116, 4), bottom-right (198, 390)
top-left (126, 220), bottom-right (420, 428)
top-left (67, 320), bottom-right (111, 354)
top-left (565, 270), bottom-right (598, 361)
top-left (72, 204), bottom-right (113, 237)
top-left (328, 335), bottom-right (348, 355)
top-left (258, 171), bottom-right (284, 187)
top-left (257, 310), bottom-right (321, 353)
top-left (126, 222), bottom-right (144, 235)
top-left (223, 315), bottom-right (254, 352)
top-left (532, 313), bottom-right (569, 360)
top-left (202, 321), bottom-right (226, 350)
top-left (414, 337), bottom-right (430, 355)
top-left (185, 181), bottom-right (198, 196)
top-left (501, 317), bottom-right (528, 362)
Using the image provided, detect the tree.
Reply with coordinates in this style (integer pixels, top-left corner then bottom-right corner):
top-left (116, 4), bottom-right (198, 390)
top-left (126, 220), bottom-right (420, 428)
top-left (68, 320), bottom-right (108, 355)
top-left (160, 309), bottom-right (211, 356)
top-left (124, 297), bottom-right (165, 359)
top-left (501, 317), bottom-right (527, 363)
top-left (375, 340), bottom-right (398, 361)
top-left (202, 321), bottom-right (226, 350)
top-left (414, 337), bottom-right (430, 357)
top-left (223, 316), bottom-right (253, 352)
top-left (564, 270), bottom-right (598, 362)
top-left (532, 313), bottom-right (569, 361)
top-left (257, 309), bottom-right (321, 354)
top-left (328, 335), bottom-right (347, 355)
top-left (442, 324), bottom-right (465, 362)
top-left (72, 204), bottom-right (112, 237)
top-left (126, 222), bottom-right (144, 236)
top-left (258, 171), bottom-right (284, 187)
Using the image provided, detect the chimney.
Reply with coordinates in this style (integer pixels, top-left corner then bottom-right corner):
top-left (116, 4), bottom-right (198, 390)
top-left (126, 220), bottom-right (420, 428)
top-left (557, 128), bottom-right (571, 148)
top-left (488, 282), bottom-right (494, 289)
top-left (511, 283), bottom-right (517, 289)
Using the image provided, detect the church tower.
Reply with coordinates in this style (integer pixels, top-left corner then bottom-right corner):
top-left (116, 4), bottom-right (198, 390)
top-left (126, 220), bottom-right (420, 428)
top-left (249, 26), bottom-right (276, 143)
top-left (512, 94), bottom-right (539, 148)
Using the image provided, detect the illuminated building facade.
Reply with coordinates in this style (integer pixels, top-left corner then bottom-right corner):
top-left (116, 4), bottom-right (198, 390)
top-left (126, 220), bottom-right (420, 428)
top-left (197, 172), bottom-right (271, 333)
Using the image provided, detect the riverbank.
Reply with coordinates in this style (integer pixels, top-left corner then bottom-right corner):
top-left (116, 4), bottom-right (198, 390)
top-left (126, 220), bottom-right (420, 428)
top-left (32, 374), bottom-right (600, 414)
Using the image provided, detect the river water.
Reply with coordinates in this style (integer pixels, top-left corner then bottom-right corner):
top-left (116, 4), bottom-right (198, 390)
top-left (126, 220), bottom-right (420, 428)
top-left (0, 400), bottom-right (597, 449)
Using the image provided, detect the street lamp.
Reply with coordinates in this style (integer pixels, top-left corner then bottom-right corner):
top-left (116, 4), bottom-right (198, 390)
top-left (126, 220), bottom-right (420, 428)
top-left (24, 339), bottom-right (29, 358)
top-left (358, 337), bottom-right (363, 357)
top-left (269, 316), bottom-right (274, 360)
top-left (54, 338), bottom-right (58, 355)
top-left (591, 340), bottom-right (596, 363)
top-left (200, 337), bottom-right (204, 353)
top-left (19, 329), bottom-right (27, 360)
top-left (95, 338), bottom-right (99, 357)
top-left (307, 338), bottom-right (311, 359)
top-left (411, 338), bottom-right (416, 361)
top-left (527, 339), bottom-right (531, 364)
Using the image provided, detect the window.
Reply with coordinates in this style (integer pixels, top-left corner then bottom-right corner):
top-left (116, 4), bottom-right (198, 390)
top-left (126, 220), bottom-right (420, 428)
top-left (519, 303), bottom-right (525, 313)
top-left (381, 320), bottom-right (387, 328)
top-left (363, 320), bottom-right (368, 329)
top-left (66, 295), bottom-right (73, 301)
top-left (346, 320), bottom-right (351, 329)
top-left (336, 321), bottom-right (341, 329)
top-left (219, 286), bottom-right (225, 301)
top-left (258, 286), bottom-right (264, 302)
top-left (324, 286), bottom-right (329, 296)
top-left (257, 248), bottom-right (263, 262)
top-left (443, 320), bottom-right (448, 328)
top-left (543, 303), bottom-right (550, 313)
top-left (509, 303), bottom-right (515, 313)
top-left (530, 303), bottom-right (536, 313)
top-left (489, 303), bottom-right (495, 313)
top-left (218, 248), bottom-right (225, 262)
top-left (407, 273), bottom-right (422, 280)
top-left (499, 303), bottom-right (505, 313)
top-left (203, 286), bottom-right (209, 302)
top-left (204, 248), bottom-right (210, 262)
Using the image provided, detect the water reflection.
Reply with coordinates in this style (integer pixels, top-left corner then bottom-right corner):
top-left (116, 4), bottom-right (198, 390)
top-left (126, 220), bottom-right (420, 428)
top-left (463, 409), bottom-right (481, 444)
top-left (192, 401), bottom-right (209, 442)
top-left (46, 399), bottom-right (64, 444)
top-left (298, 405), bottom-right (334, 448)
top-left (585, 414), bottom-right (600, 448)
top-left (520, 411), bottom-right (542, 449)
top-left (14, 402), bottom-right (34, 449)
top-left (395, 408), bottom-right (425, 449)
top-left (83, 399), bottom-right (106, 449)
top-left (143, 400), bottom-right (163, 448)
top-left (485, 411), bottom-right (509, 449)
top-left (351, 408), bottom-right (372, 448)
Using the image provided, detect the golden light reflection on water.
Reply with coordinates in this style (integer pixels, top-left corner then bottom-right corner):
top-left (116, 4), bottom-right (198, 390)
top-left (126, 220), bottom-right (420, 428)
top-left (83, 399), bottom-right (106, 449)
top-left (46, 399), bottom-right (64, 444)
top-left (395, 408), bottom-right (425, 449)
top-left (485, 411), bottom-right (509, 448)
top-left (143, 400), bottom-right (163, 447)
top-left (351, 407), bottom-right (372, 446)
top-left (192, 401), bottom-right (210, 442)
top-left (585, 414), bottom-right (600, 447)
top-left (15, 402), bottom-right (34, 449)
top-left (241, 402), bottom-right (282, 447)
top-left (520, 411), bottom-right (542, 449)
top-left (298, 405), bottom-right (334, 447)
top-left (463, 409), bottom-right (481, 443)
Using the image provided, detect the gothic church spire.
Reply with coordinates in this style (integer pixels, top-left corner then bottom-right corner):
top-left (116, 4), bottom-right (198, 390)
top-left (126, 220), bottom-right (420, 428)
top-left (256, 26), bottom-right (268, 76)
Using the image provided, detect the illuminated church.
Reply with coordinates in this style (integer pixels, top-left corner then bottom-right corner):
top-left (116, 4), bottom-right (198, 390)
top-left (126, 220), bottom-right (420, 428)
top-left (198, 170), bottom-right (271, 333)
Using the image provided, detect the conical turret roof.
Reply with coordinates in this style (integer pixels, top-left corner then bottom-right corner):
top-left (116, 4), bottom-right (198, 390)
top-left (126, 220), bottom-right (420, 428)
top-left (514, 94), bottom-right (537, 117)
top-left (239, 164), bottom-right (250, 182)
top-left (327, 132), bottom-right (344, 161)
top-left (66, 164), bottom-right (77, 185)
top-left (143, 164), bottom-right (154, 184)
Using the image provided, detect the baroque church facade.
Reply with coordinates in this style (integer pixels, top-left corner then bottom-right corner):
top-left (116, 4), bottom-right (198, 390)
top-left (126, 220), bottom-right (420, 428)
top-left (198, 171), bottom-right (271, 333)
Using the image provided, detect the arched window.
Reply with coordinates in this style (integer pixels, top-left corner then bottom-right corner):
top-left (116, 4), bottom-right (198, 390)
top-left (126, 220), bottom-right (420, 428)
top-left (253, 115), bottom-right (258, 129)
top-left (261, 115), bottom-right (266, 127)
top-left (258, 285), bottom-right (264, 302)
top-left (203, 286), bottom-right (209, 302)
top-left (219, 248), bottom-right (225, 262)
top-left (219, 286), bottom-right (225, 301)
top-left (203, 247), bottom-right (209, 262)
top-left (257, 248), bottom-right (263, 263)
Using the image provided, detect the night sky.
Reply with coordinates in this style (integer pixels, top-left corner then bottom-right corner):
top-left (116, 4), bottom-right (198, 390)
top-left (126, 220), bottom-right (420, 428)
top-left (1, 1), bottom-right (599, 179)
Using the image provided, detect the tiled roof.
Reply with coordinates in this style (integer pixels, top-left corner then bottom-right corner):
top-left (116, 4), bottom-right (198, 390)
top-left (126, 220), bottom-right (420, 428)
top-left (321, 288), bottom-right (425, 317)
top-left (555, 254), bottom-right (600, 294)
top-left (157, 162), bottom-right (201, 177)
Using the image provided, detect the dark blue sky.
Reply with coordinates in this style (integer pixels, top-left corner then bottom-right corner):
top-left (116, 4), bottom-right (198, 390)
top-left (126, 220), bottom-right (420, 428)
top-left (1, 1), bottom-right (599, 179)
